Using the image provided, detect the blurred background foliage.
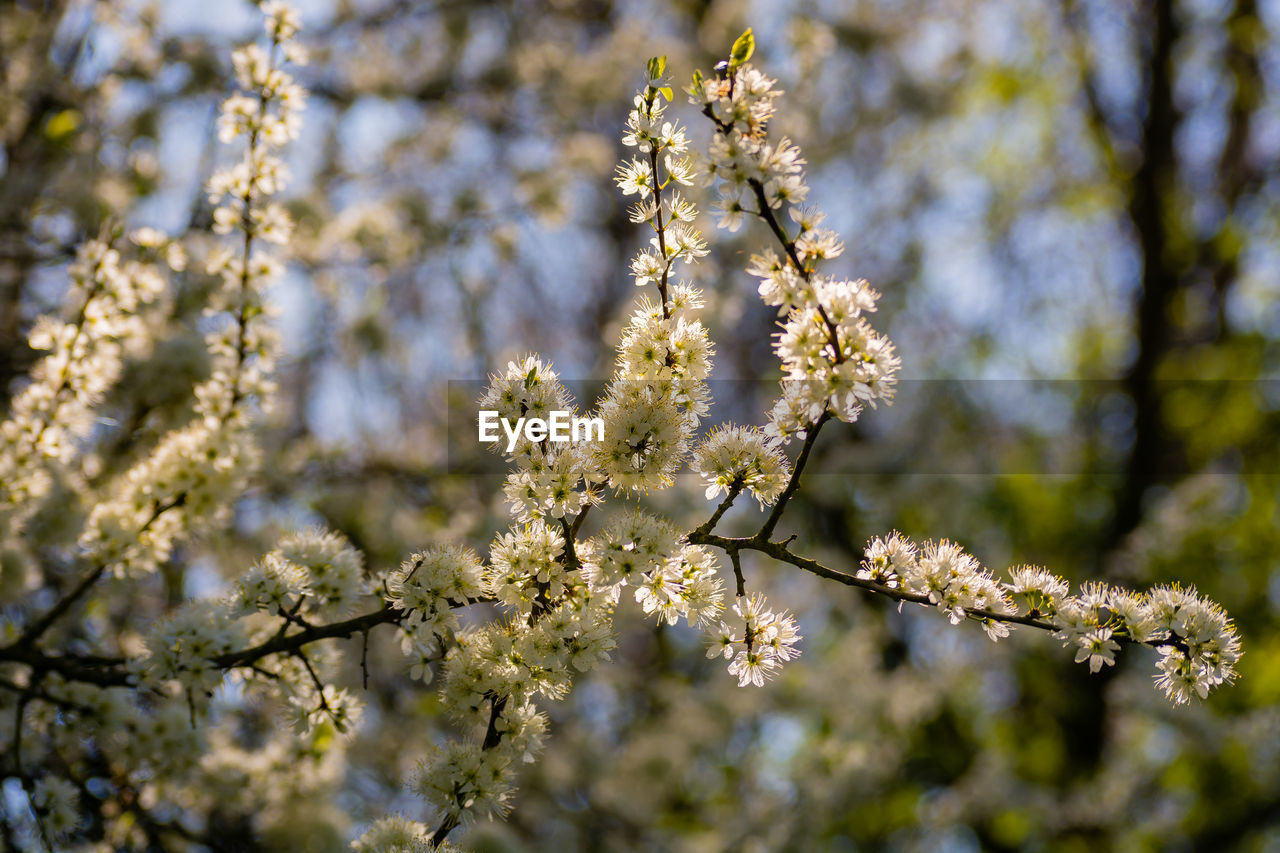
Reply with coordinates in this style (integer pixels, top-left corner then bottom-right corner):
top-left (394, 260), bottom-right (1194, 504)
top-left (3, 0), bottom-right (1280, 849)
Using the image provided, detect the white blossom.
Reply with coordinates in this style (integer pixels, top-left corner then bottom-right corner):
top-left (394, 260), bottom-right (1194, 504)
top-left (692, 425), bottom-right (790, 507)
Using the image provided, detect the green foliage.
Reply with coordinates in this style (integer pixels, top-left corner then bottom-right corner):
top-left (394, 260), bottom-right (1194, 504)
top-left (729, 28), bottom-right (755, 70)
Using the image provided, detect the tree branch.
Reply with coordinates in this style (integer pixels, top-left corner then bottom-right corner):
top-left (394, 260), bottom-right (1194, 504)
top-left (687, 530), bottom-right (1189, 654)
top-left (758, 409), bottom-right (830, 539)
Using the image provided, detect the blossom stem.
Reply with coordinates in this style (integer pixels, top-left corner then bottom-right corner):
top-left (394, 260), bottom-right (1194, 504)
top-left (692, 481), bottom-right (743, 537)
top-left (757, 409), bottom-right (829, 540)
top-left (746, 180), bottom-right (842, 361)
top-left (229, 36), bottom-right (280, 410)
top-left (647, 146), bottom-right (671, 317)
top-left (729, 548), bottom-right (746, 598)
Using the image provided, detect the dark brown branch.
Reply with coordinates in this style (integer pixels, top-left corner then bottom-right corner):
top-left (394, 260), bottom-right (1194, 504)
top-left (648, 145), bottom-right (672, 317)
top-left (691, 481), bottom-right (743, 538)
top-left (570, 502), bottom-right (592, 539)
top-left (429, 693), bottom-right (509, 848)
top-left (758, 410), bottom-right (830, 539)
top-left (1109, 0), bottom-right (1181, 548)
top-left (0, 645), bottom-right (133, 688)
top-left (210, 604), bottom-right (404, 669)
top-left (361, 628), bottom-right (371, 690)
top-left (747, 178), bottom-right (843, 359)
top-left (0, 676), bottom-right (96, 714)
top-left (728, 549), bottom-right (746, 598)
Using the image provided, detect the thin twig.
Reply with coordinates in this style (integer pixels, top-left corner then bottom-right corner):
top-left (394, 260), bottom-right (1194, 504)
top-left (569, 503), bottom-right (592, 539)
top-left (746, 178), bottom-right (842, 359)
top-left (728, 549), bottom-right (746, 598)
top-left (692, 481), bottom-right (744, 538)
top-left (360, 629), bottom-right (371, 690)
top-left (758, 410), bottom-right (830, 540)
top-left (647, 143), bottom-right (671, 316)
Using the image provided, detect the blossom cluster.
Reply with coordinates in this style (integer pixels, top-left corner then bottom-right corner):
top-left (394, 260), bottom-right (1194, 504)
top-left (388, 547), bottom-right (485, 631)
top-left (692, 35), bottom-right (901, 438)
top-left (126, 527), bottom-right (371, 723)
top-left (396, 59), bottom-right (750, 838)
top-left (600, 56), bottom-right (809, 689)
top-left (603, 56), bottom-right (714, 492)
top-left (861, 533), bottom-right (1016, 640)
top-left (0, 237), bottom-right (168, 582)
top-left (692, 424), bottom-right (791, 507)
top-left (138, 598), bottom-right (245, 708)
top-left (415, 553), bottom-right (615, 830)
top-left (581, 510), bottom-right (725, 628)
top-left (479, 355), bottom-right (601, 522)
top-left (352, 815), bottom-right (463, 853)
top-left (30, 777), bottom-right (82, 841)
top-left (78, 1), bottom-right (305, 577)
top-left (859, 532), bottom-right (1243, 703)
top-left (235, 528), bottom-right (368, 619)
top-left (0, 26), bottom-right (1251, 852)
top-left (707, 592), bottom-right (802, 686)
top-left (0, 11), bottom-right (318, 842)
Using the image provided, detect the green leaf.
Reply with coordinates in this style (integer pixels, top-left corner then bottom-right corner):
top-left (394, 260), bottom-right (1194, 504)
top-left (646, 55), bottom-right (667, 80)
top-left (659, 86), bottom-right (673, 101)
top-left (45, 109), bottom-right (81, 142)
top-left (729, 27), bottom-right (755, 69)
